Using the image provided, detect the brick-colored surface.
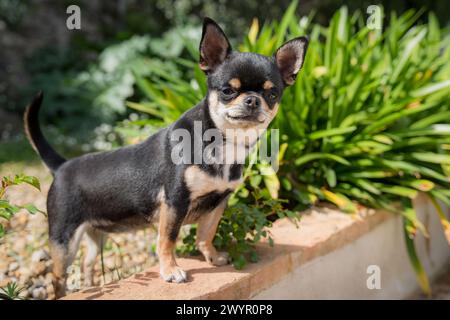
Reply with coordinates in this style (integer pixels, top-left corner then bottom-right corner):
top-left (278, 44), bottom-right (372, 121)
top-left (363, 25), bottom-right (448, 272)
top-left (62, 206), bottom-right (391, 300)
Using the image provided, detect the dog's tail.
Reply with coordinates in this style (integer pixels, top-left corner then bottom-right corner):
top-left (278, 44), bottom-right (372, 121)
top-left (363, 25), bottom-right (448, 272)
top-left (24, 92), bottom-right (66, 173)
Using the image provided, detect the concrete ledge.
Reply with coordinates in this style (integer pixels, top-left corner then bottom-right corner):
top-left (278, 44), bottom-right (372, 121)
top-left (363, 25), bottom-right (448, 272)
top-left (63, 205), bottom-right (395, 300)
top-left (63, 194), bottom-right (450, 299)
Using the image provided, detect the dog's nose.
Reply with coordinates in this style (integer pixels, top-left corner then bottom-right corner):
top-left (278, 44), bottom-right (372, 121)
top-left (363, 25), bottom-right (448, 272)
top-left (244, 95), bottom-right (261, 108)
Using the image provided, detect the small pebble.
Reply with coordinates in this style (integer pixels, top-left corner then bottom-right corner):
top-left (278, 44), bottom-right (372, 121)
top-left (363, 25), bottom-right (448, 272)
top-left (30, 261), bottom-right (47, 276)
top-left (32, 286), bottom-right (47, 300)
top-left (8, 262), bottom-right (19, 273)
top-left (31, 249), bottom-right (50, 263)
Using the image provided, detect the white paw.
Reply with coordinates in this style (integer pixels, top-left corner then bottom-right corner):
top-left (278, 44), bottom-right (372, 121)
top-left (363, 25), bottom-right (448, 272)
top-left (160, 266), bottom-right (187, 283)
top-left (210, 251), bottom-right (230, 266)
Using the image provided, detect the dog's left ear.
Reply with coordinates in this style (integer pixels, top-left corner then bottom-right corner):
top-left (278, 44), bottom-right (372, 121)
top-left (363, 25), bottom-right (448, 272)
top-left (199, 17), bottom-right (232, 73)
top-left (274, 37), bottom-right (309, 85)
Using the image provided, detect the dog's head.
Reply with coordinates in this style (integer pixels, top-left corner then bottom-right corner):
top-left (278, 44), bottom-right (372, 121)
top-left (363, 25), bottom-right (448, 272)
top-left (199, 18), bottom-right (308, 131)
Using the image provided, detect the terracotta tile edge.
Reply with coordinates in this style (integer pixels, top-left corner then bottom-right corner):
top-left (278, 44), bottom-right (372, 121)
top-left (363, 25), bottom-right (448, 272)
top-left (62, 208), bottom-right (393, 300)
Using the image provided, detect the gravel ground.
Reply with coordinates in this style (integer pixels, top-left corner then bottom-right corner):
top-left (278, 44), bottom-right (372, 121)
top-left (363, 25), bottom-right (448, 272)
top-left (0, 162), bottom-right (159, 300)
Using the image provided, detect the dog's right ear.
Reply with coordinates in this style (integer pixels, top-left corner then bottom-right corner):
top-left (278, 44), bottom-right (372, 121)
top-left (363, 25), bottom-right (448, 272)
top-left (199, 18), bottom-right (232, 73)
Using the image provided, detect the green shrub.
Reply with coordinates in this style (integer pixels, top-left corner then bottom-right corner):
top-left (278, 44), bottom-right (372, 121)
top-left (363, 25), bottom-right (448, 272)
top-left (126, 2), bottom-right (450, 294)
top-left (0, 175), bottom-right (44, 238)
top-left (243, 3), bottom-right (450, 295)
top-left (0, 174), bottom-right (44, 300)
top-left (178, 158), bottom-right (298, 269)
top-left (20, 27), bottom-right (199, 153)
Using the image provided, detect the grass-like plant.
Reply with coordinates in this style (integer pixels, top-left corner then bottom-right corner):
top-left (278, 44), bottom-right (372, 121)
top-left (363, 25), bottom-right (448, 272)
top-left (0, 282), bottom-right (26, 300)
top-left (125, 2), bottom-right (450, 294)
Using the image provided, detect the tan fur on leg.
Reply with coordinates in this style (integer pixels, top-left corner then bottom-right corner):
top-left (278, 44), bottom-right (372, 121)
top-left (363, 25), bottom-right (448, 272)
top-left (49, 242), bottom-right (68, 299)
top-left (83, 227), bottom-right (103, 287)
top-left (196, 201), bottom-right (229, 266)
top-left (157, 203), bottom-right (187, 283)
top-left (50, 223), bottom-right (86, 299)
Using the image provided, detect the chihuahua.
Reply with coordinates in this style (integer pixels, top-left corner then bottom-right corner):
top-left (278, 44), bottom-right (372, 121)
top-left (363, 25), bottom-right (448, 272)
top-left (24, 18), bottom-right (308, 298)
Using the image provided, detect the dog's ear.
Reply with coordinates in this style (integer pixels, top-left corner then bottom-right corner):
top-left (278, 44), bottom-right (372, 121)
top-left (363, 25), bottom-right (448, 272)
top-left (199, 17), bottom-right (232, 73)
top-left (274, 37), bottom-right (308, 85)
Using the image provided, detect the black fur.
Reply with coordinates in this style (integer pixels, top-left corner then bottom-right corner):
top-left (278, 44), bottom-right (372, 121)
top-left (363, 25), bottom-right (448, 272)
top-left (41, 98), bottom-right (227, 245)
top-left (24, 92), bottom-right (66, 173)
top-left (209, 52), bottom-right (285, 108)
top-left (23, 17), bottom-right (308, 288)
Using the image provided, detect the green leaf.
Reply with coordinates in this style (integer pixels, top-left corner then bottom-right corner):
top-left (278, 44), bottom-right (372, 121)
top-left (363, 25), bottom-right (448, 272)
top-left (238, 188), bottom-right (249, 198)
top-left (22, 204), bottom-right (44, 215)
top-left (259, 164), bottom-right (280, 199)
top-left (408, 179), bottom-right (435, 192)
top-left (249, 175), bottom-right (262, 189)
top-left (403, 215), bottom-right (431, 297)
top-left (309, 126), bottom-right (356, 140)
top-left (321, 189), bottom-right (357, 213)
top-left (390, 28), bottom-right (427, 83)
top-left (325, 167), bottom-right (337, 187)
top-left (18, 176), bottom-right (41, 191)
top-left (380, 185), bottom-right (418, 199)
top-left (295, 153), bottom-right (350, 166)
top-left (411, 79), bottom-right (450, 98)
top-left (281, 177), bottom-right (292, 191)
top-left (411, 152), bottom-right (450, 164)
top-left (232, 254), bottom-right (247, 270)
top-left (401, 201), bottom-right (428, 237)
top-left (275, 0), bottom-right (298, 48)
top-left (428, 194), bottom-right (450, 244)
top-left (250, 251), bottom-right (259, 263)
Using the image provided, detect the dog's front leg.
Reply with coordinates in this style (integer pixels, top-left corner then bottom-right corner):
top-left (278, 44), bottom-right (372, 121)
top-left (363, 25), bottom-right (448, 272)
top-left (157, 202), bottom-right (187, 283)
top-left (196, 201), bottom-right (229, 266)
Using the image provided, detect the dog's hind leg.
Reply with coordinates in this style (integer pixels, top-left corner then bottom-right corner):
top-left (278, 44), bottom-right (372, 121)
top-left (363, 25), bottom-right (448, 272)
top-left (49, 241), bottom-right (69, 299)
top-left (83, 227), bottom-right (103, 287)
top-left (196, 201), bottom-right (229, 266)
top-left (157, 202), bottom-right (187, 283)
top-left (49, 223), bottom-right (87, 298)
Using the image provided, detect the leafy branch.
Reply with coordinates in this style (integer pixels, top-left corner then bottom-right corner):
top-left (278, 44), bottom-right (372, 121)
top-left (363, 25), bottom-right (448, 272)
top-left (0, 174), bottom-right (45, 238)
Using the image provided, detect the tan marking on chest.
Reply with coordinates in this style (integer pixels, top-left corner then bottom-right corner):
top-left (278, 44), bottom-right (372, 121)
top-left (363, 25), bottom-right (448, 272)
top-left (184, 165), bottom-right (242, 200)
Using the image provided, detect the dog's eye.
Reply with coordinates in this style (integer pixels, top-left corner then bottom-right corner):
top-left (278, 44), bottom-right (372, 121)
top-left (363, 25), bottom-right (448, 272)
top-left (269, 92), bottom-right (277, 100)
top-left (221, 87), bottom-right (236, 96)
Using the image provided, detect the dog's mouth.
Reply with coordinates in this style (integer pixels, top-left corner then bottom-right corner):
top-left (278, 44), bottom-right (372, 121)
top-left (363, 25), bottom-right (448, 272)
top-left (225, 112), bottom-right (265, 123)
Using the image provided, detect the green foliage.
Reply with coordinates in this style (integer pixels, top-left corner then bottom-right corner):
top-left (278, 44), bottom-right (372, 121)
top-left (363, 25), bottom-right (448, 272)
top-left (256, 6), bottom-right (450, 218)
top-left (0, 139), bottom-right (38, 164)
top-left (180, 187), bottom-right (298, 270)
top-left (240, 3), bottom-right (450, 294)
top-left (0, 0), bottom-right (28, 27)
top-left (126, 2), bottom-right (450, 293)
top-left (178, 147), bottom-right (298, 268)
top-left (20, 27), bottom-right (201, 153)
top-left (0, 174), bottom-right (44, 238)
top-left (0, 282), bottom-right (26, 300)
top-left (23, 36), bottom-right (154, 143)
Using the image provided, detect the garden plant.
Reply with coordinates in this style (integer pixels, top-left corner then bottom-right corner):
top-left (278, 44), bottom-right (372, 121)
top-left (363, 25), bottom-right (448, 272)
top-left (123, 2), bottom-right (450, 295)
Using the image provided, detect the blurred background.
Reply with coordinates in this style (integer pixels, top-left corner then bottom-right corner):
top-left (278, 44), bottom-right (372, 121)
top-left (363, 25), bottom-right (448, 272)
top-left (1, 0), bottom-right (450, 160)
top-left (1, 0), bottom-right (449, 300)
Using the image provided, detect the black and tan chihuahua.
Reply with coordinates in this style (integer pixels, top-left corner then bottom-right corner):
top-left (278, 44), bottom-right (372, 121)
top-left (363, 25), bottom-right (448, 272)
top-left (24, 18), bottom-right (308, 298)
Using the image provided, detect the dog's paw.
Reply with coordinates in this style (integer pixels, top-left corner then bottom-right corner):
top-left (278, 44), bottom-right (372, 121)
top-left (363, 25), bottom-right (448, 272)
top-left (160, 266), bottom-right (187, 283)
top-left (208, 251), bottom-right (230, 266)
